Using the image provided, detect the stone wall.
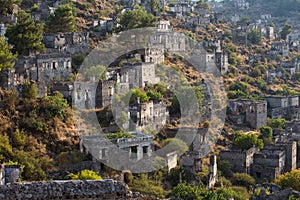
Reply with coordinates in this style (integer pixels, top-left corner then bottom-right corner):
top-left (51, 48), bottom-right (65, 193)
top-left (0, 179), bottom-right (128, 200)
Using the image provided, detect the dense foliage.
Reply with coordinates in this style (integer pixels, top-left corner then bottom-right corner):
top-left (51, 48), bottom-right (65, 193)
top-left (275, 169), bottom-right (300, 191)
top-left (5, 10), bottom-right (44, 56)
top-left (45, 4), bottom-right (76, 33)
top-left (118, 6), bottom-right (157, 31)
top-left (0, 89), bottom-right (78, 181)
top-left (67, 170), bottom-right (102, 180)
top-left (0, 37), bottom-right (17, 72)
top-left (233, 131), bottom-right (264, 150)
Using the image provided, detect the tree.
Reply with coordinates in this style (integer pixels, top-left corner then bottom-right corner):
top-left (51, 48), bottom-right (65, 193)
top-left (275, 169), bottom-right (300, 191)
top-left (67, 170), bottom-right (102, 180)
top-left (248, 29), bottom-right (262, 45)
top-left (0, 0), bottom-right (21, 16)
top-left (40, 91), bottom-right (69, 120)
top-left (150, 0), bottom-right (162, 15)
top-left (196, 0), bottom-right (210, 10)
top-left (130, 89), bottom-right (150, 103)
top-left (280, 24), bottom-right (292, 40)
top-left (146, 90), bottom-right (163, 101)
top-left (118, 6), bottom-right (157, 31)
top-left (45, 5), bottom-right (76, 33)
top-left (22, 81), bottom-right (37, 99)
top-left (85, 65), bottom-right (106, 81)
top-left (268, 118), bottom-right (287, 130)
top-left (0, 37), bottom-right (17, 72)
top-left (5, 10), bottom-right (44, 56)
top-left (232, 173), bottom-right (255, 190)
top-left (218, 160), bottom-right (233, 178)
top-left (161, 138), bottom-right (189, 155)
top-left (259, 126), bottom-right (273, 144)
top-left (233, 132), bottom-right (264, 150)
top-left (0, 134), bottom-right (12, 162)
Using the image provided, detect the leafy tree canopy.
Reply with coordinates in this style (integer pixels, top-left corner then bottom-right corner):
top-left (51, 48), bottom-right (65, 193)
top-left (118, 6), bottom-right (157, 31)
top-left (275, 169), bottom-right (300, 191)
top-left (0, 37), bottom-right (17, 72)
top-left (248, 29), bottom-right (262, 45)
top-left (45, 4), bottom-right (76, 33)
top-left (5, 10), bottom-right (44, 56)
top-left (233, 131), bottom-right (264, 150)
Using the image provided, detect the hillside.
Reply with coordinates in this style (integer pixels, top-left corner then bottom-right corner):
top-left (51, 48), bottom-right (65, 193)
top-left (0, 89), bottom-right (80, 181)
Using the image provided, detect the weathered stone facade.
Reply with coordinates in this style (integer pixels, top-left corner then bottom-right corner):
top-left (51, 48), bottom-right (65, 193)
top-left (266, 96), bottom-right (300, 120)
top-left (0, 165), bottom-right (21, 186)
top-left (0, 53), bottom-right (72, 97)
top-left (227, 99), bottom-right (267, 129)
top-left (80, 132), bottom-right (154, 163)
top-left (252, 150), bottom-right (285, 180)
top-left (117, 62), bottom-right (160, 92)
top-left (264, 141), bottom-right (297, 173)
top-left (0, 179), bottom-right (128, 200)
top-left (220, 147), bottom-right (259, 174)
top-left (129, 100), bottom-right (168, 131)
top-left (43, 32), bottom-right (90, 54)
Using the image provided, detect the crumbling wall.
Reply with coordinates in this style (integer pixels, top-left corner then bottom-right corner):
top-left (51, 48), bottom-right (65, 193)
top-left (0, 179), bottom-right (128, 200)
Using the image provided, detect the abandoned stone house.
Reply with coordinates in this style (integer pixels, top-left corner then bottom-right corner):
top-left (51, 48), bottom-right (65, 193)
top-left (117, 62), bottom-right (160, 93)
top-left (252, 149), bottom-right (286, 180)
top-left (73, 80), bottom-right (115, 110)
top-left (93, 17), bottom-right (116, 34)
top-left (0, 53), bottom-right (72, 97)
top-left (129, 99), bottom-right (169, 131)
top-left (264, 141), bottom-right (297, 173)
top-left (220, 147), bottom-right (259, 174)
top-left (150, 20), bottom-right (186, 53)
top-left (265, 96), bottom-right (300, 120)
top-left (168, 3), bottom-right (193, 18)
top-left (43, 32), bottom-right (90, 54)
top-left (227, 99), bottom-right (268, 129)
top-left (267, 42), bottom-right (290, 58)
top-left (80, 132), bottom-right (154, 163)
top-left (180, 128), bottom-right (211, 174)
top-left (0, 164), bottom-right (21, 185)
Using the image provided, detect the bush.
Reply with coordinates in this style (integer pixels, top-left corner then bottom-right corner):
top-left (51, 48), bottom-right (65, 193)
top-left (67, 170), bottom-right (102, 180)
top-left (232, 173), bottom-right (255, 189)
top-left (233, 132), bottom-right (264, 150)
top-left (22, 81), bottom-right (37, 99)
top-left (106, 131), bottom-right (132, 140)
top-left (161, 138), bottom-right (189, 155)
top-left (146, 90), bottom-right (163, 101)
top-left (218, 160), bottom-right (233, 178)
top-left (131, 174), bottom-right (167, 198)
top-left (40, 92), bottom-right (69, 120)
top-left (275, 169), bottom-right (300, 191)
top-left (268, 118), bottom-right (287, 130)
top-left (130, 89), bottom-right (150, 103)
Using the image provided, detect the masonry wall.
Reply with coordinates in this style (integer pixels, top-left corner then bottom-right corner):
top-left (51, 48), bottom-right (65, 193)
top-left (0, 180), bottom-right (128, 200)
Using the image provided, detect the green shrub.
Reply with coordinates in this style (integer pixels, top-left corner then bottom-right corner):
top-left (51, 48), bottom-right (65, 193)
top-left (67, 170), bottom-right (102, 180)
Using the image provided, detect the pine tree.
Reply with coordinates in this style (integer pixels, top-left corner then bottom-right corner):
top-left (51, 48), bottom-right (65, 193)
top-left (5, 10), bottom-right (45, 56)
top-left (44, 5), bottom-right (76, 33)
top-left (0, 37), bottom-right (17, 72)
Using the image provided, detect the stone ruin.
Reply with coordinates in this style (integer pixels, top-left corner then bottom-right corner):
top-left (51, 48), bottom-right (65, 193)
top-left (0, 179), bottom-right (128, 200)
top-left (0, 164), bottom-right (21, 186)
